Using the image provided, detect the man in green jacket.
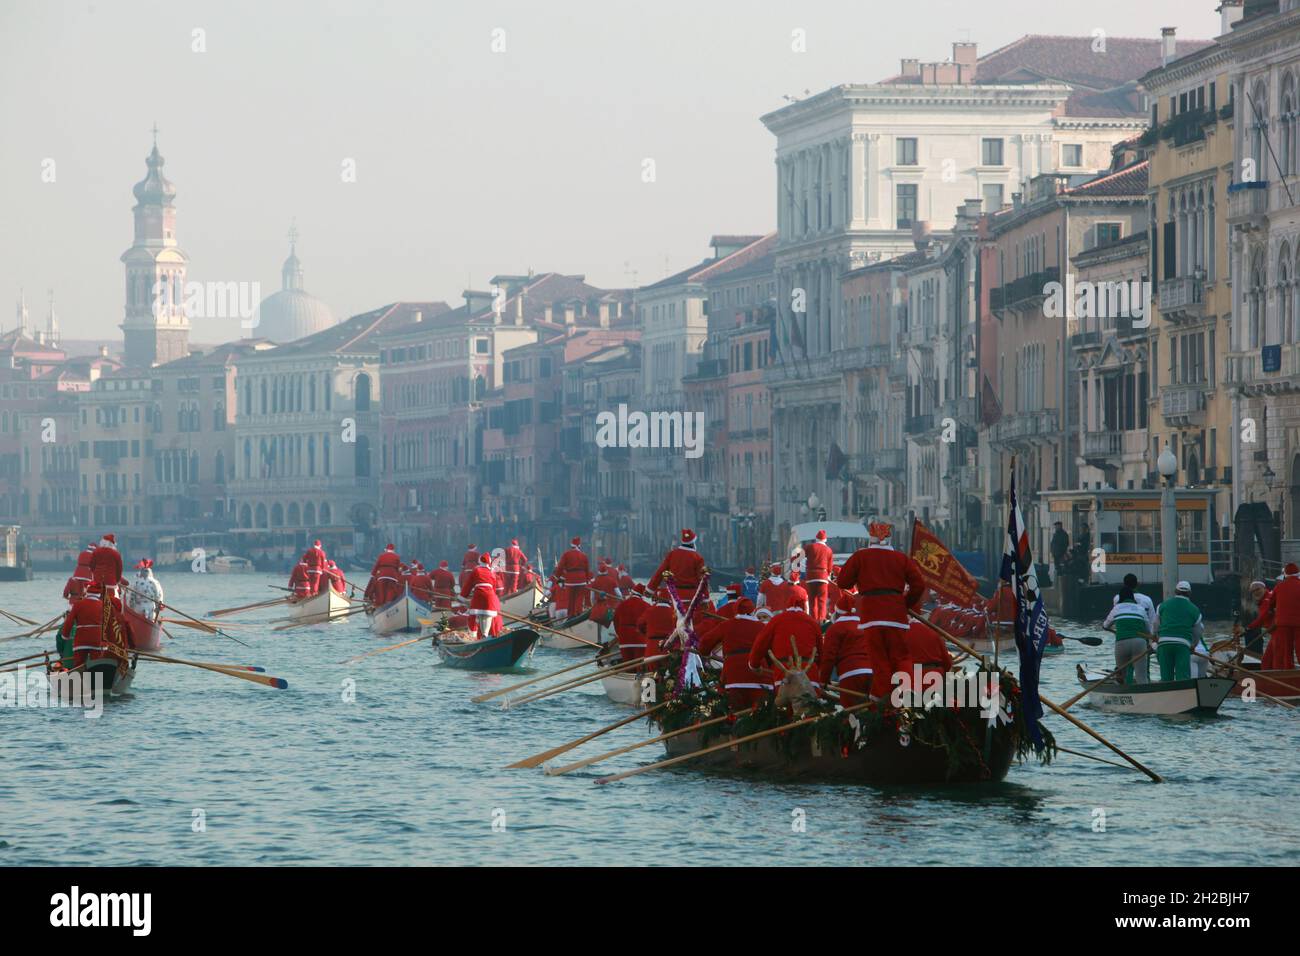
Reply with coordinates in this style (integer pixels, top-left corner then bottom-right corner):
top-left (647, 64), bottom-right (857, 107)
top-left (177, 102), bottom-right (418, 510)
top-left (1155, 581), bottom-right (1203, 682)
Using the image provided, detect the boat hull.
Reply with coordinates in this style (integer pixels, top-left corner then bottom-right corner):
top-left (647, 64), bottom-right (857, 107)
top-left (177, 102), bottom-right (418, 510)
top-left (661, 711), bottom-right (1015, 785)
top-left (540, 615), bottom-right (602, 650)
top-left (501, 583), bottom-right (543, 620)
top-left (289, 588), bottom-right (352, 624)
top-left (435, 628), bottom-right (539, 670)
top-left (47, 659), bottom-right (135, 700)
top-left (1077, 670), bottom-right (1234, 715)
top-left (368, 590), bottom-right (430, 635)
top-left (122, 605), bottom-right (164, 652)
top-left (601, 669), bottom-right (657, 707)
top-left (1226, 664), bottom-right (1300, 701)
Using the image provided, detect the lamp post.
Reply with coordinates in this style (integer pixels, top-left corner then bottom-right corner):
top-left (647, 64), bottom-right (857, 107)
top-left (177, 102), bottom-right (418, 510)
top-left (1158, 443), bottom-right (1178, 601)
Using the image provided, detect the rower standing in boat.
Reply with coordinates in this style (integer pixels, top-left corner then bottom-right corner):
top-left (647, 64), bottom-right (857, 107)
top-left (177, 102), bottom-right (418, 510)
top-left (126, 559), bottom-right (164, 621)
top-left (408, 563), bottom-right (434, 605)
top-left (89, 533), bottom-right (124, 605)
top-left (1262, 563), bottom-right (1300, 669)
top-left (637, 587), bottom-right (678, 669)
top-left (325, 560), bottom-right (347, 594)
top-left (818, 594), bottom-right (871, 700)
top-left (502, 538), bottom-right (527, 593)
top-left (1155, 581), bottom-right (1203, 682)
top-left (836, 521), bottom-right (927, 701)
top-left (461, 553), bottom-right (502, 638)
top-left (748, 602), bottom-right (823, 695)
top-left (366, 543), bottom-right (403, 606)
top-left (63, 544), bottom-right (95, 603)
top-left (588, 560), bottom-right (622, 628)
top-left (303, 540), bottom-right (328, 594)
top-left (616, 564), bottom-right (634, 594)
top-left (803, 529), bottom-right (835, 623)
top-left (1237, 579), bottom-right (1273, 658)
top-left (460, 544), bottom-right (480, 594)
top-left (613, 583), bottom-right (650, 662)
top-left (1102, 584), bottom-right (1153, 684)
top-left (1114, 573), bottom-right (1156, 626)
top-left (288, 559), bottom-right (312, 598)
top-left (648, 529), bottom-right (707, 606)
top-left (555, 537), bottom-right (592, 619)
top-left (698, 597), bottom-right (770, 709)
top-left (431, 560), bottom-right (456, 608)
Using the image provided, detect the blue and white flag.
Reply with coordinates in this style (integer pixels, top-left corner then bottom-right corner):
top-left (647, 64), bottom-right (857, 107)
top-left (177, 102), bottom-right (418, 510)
top-left (1001, 467), bottom-right (1050, 750)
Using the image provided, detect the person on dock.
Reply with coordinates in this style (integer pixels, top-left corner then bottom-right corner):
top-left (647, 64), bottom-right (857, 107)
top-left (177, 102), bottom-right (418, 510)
top-left (1102, 584), bottom-right (1152, 684)
top-left (836, 521), bottom-right (927, 700)
top-left (303, 540), bottom-right (328, 595)
top-left (63, 544), bottom-right (95, 603)
top-left (648, 528), bottom-right (707, 601)
top-left (554, 537), bottom-right (591, 619)
top-left (1267, 563), bottom-right (1300, 669)
top-left (698, 597), bottom-right (770, 709)
top-left (742, 566), bottom-right (759, 603)
top-left (366, 544), bottom-right (404, 607)
top-left (431, 560), bottom-right (457, 608)
top-left (461, 552), bottom-right (502, 638)
top-left (748, 603), bottom-right (823, 695)
top-left (89, 533), bottom-right (124, 603)
top-left (613, 582), bottom-right (650, 662)
top-left (126, 559), bottom-right (164, 621)
top-left (1155, 581), bottom-right (1204, 682)
top-left (502, 539), bottom-right (527, 594)
top-left (803, 529), bottom-right (835, 623)
top-left (818, 594), bottom-right (871, 700)
top-left (1050, 521), bottom-right (1070, 582)
top-left (288, 559), bottom-right (312, 598)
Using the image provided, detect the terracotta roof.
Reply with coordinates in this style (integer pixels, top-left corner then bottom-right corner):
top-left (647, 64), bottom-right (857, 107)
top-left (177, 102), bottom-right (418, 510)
top-left (259, 302), bottom-right (450, 359)
top-left (1066, 159), bottom-right (1149, 197)
top-left (643, 233), bottom-right (777, 290)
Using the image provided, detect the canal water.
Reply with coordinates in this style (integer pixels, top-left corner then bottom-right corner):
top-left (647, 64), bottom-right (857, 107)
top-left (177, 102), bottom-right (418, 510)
top-left (1, 572), bottom-right (1296, 866)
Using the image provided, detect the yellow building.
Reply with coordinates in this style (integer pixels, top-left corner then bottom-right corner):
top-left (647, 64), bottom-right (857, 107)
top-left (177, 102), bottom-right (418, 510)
top-left (1141, 40), bottom-right (1236, 550)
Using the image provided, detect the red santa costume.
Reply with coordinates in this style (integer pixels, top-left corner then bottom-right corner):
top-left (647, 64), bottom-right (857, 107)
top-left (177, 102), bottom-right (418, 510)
top-left (748, 607), bottom-right (823, 691)
top-left (612, 584), bottom-right (650, 662)
top-left (903, 619), bottom-right (953, 680)
top-left (758, 564), bottom-right (785, 609)
top-left (89, 533), bottom-right (124, 602)
top-left (460, 544), bottom-right (480, 593)
top-left (636, 588), bottom-right (678, 667)
top-left (502, 539), bottom-right (527, 593)
top-left (818, 594), bottom-right (872, 700)
top-left (803, 530), bottom-right (835, 622)
top-left (648, 529), bottom-right (707, 599)
top-left (326, 560), bottom-right (346, 594)
top-left (1269, 564), bottom-right (1300, 669)
top-left (461, 553), bottom-right (503, 637)
top-left (698, 598), bottom-right (771, 710)
top-left (408, 564), bottom-right (434, 605)
top-left (303, 540), bottom-right (327, 594)
top-left (431, 560), bottom-right (457, 609)
top-left (555, 537), bottom-right (591, 618)
top-left (589, 563), bottom-right (622, 626)
top-left (835, 522), bottom-right (928, 699)
top-left (367, 544), bottom-right (404, 606)
top-left (64, 544), bottom-right (96, 603)
top-left (288, 560), bottom-right (312, 597)
top-left (616, 564), bottom-right (635, 593)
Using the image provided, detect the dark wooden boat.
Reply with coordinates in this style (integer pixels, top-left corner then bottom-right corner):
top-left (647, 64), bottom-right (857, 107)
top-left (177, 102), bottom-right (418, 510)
top-left (661, 707), bottom-right (1017, 785)
top-left (434, 627), bottom-right (539, 670)
top-left (1225, 661), bottom-right (1300, 702)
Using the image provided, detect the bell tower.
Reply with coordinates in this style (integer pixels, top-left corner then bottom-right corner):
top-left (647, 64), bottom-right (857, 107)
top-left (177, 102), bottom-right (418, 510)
top-left (121, 126), bottom-right (190, 367)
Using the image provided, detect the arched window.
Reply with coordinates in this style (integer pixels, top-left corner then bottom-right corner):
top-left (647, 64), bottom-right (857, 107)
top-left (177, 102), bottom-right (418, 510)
top-left (323, 435), bottom-right (331, 476)
top-left (304, 502), bottom-right (316, 527)
top-left (271, 503), bottom-right (284, 527)
top-left (307, 436), bottom-right (316, 476)
top-left (1280, 243), bottom-right (1292, 347)
top-left (320, 502), bottom-right (331, 525)
top-left (1250, 248), bottom-right (1266, 349)
top-left (240, 503), bottom-right (252, 528)
top-left (288, 502), bottom-right (300, 527)
top-left (214, 450), bottom-right (225, 483)
top-left (255, 502), bottom-right (268, 528)
top-left (1283, 73), bottom-right (1297, 176)
top-left (1251, 80), bottom-right (1269, 176)
top-left (355, 435), bottom-right (371, 477)
top-left (243, 439), bottom-right (251, 479)
top-left (355, 373), bottom-right (372, 411)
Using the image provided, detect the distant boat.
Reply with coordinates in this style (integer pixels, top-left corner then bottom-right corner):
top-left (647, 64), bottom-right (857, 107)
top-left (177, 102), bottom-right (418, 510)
top-left (208, 555), bottom-right (255, 574)
top-left (1076, 665), bottom-right (1233, 715)
top-left (0, 525), bottom-right (33, 581)
top-left (288, 587), bottom-right (352, 624)
top-left (367, 586), bottom-right (430, 635)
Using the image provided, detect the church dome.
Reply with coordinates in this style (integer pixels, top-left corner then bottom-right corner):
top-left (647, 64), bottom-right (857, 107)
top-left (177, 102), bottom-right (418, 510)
top-left (252, 236), bottom-right (337, 342)
top-left (133, 144), bottom-right (176, 206)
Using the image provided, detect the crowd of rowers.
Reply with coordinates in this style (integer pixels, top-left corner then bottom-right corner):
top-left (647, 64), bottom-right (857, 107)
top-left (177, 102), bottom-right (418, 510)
top-left (55, 533), bottom-right (165, 671)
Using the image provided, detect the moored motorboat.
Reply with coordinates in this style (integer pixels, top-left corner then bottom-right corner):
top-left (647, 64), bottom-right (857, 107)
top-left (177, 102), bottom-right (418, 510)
top-left (1076, 665), bottom-right (1234, 715)
top-left (209, 554), bottom-right (254, 574)
top-left (434, 627), bottom-right (539, 670)
top-left (367, 586), bottom-right (430, 635)
top-left (288, 587), bottom-right (352, 624)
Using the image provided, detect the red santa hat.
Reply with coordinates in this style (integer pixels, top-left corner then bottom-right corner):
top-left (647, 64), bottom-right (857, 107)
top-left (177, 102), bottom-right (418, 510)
top-left (480, 553), bottom-right (493, 565)
top-left (868, 521), bottom-right (893, 545)
top-left (735, 597), bottom-right (756, 615)
top-left (327, 560), bottom-right (337, 567)
top-left (439, 560), bottom-right (449, 568)
top-left (617, 563), bottom-right (627, 571)
top-left (101, 533), bottom-right (115, 544)
top-left (745, 566), bottom-right (755, 575)
top-left (144, 558), bottom-right (153, 569)
top-left (385, 543), bottom-right (395, 551)
top-left (679, 528), bottom-right (696, 549)
top-left (1286, 563), bottom-right (1300, 578)
top-left (313, 539), bottom-right (322, 548)
top-left (835, 594), bottom-right (856, 614)
top-left (571, 537), bottom-right (581, 547)
top-left (815, 529), bottom-right (827, 542)
top-left (511, 538), bottom-right (519, 546)
top-left (467, 543), bottom-right (477, 551)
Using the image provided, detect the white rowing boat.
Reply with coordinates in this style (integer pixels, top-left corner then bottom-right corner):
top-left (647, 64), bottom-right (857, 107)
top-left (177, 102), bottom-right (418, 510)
top-left (1076, 665), bottom-right (1234, 715)
top-left (539, 615), bottom-right (603, 650)
top-left (367, 586), bottom-right (430, 635)
top-left (289, 587), bottom-right (352, 624)
top-left (600, 668), bottom-right (657, 707)
top-left (501, 582), bottom-right (543, 619)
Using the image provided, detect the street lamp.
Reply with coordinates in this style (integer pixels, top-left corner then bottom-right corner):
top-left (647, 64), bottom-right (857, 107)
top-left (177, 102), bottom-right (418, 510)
top-left (1158, 443), bottom-right (1178, 601)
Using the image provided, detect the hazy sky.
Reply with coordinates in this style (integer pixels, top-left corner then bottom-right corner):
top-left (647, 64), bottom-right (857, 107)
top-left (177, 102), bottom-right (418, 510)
top-left (2, 0), bottom-right (1221, 343)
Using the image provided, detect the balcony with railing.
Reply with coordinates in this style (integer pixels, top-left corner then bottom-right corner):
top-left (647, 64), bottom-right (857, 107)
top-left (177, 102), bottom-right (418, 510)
top-left (989, 267), bottom-right (1060, 314)
top-left (1158, 275), bottom-right (1204, 322)
top-left (988, 408), bottom-right (1059, 446)
top-left (904, 413), bottom-right (935, 436)
top-left (1227, 181), bottom-right (1268, 229)
top-left (1225, 343), bottom-right (1300, 394)
top-left (857, 447), bottom-right (906, 476)
top-left (1082, 429), bottom-right (1123, 461)
top-left (1160, 383), bottom-right (1209, 424)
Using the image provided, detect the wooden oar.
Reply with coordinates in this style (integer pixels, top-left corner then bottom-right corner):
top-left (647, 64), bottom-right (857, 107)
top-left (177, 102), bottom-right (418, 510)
top-left (145, 655), bottom-right (266, 674)
top-left (595, 700), bottom-right (875, 785)
top-left (911, 612), bottom-right (1163, 783)
top-left (0, 607), bottom-right (39, 626)
top-left (508, 701), bottom-right (671, 769)
top-left (1055, 744), bottom-right (1140, 771)
top-left (545, 705), bottom-right (757, 776)
top-left (340, 630), bottom-right (443, 663)
top-left (1059, 634), bottom-right (1103, 647)
top-left (498, 609), bottom-right (602, 649)
top-left (134, 651), bottom-right (286, 688)
top-left (504, 655), bottom-right (667, 709)
top-left (471, 650), bottom-right (620, 703)
top-left (207, 596), bottom-right (290, 618)
top-left (1059, 646), bottom-right (1157, 711)
top-left (0, 650), bottom-right (59, 672)
top-left (1193, 648), bottom-right (1300, 708)
top-left (120, 584), bottom-right (251, 648)
top-left (0, 613), bottom-right (64, 644)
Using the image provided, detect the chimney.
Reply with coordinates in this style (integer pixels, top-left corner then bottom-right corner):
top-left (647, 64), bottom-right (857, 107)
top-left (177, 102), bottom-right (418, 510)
top-left (1161, 27), bottom-right (1177, 67)
top-left (514, 295), bottom-right (524, 326)
top-left (1219, 1), bottom-right (1244, 33)
top-left (952, 41), bottom-right (977, 69)
top-left (1012, 192), bottom-right (1023, 211)
top-left (900, 58), bottom-right (920, 78)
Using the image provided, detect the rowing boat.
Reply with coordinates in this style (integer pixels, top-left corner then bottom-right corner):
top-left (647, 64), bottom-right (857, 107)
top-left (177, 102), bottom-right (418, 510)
top-left (434, 628), bottom-right (539, 670)
top-left (288, 587), bottom-right (352, 624)
top-left (600, 667), bottom-right (657, 707)
top-left (1076, 665), bottom-right (1233, 715)
top-left (501, 582), bottom-right (543, 619)
top-left (540, 611), bottom-right (603, 650)
top-left (1223, 661), bottom-right (1300, 702)
top-left (367, 586), bottom-right (430, 635)
top-left (123, 604), bottom-right (164, 652)
top-left (660, 705), bottom-right (1017, 785)
top-left (47, 658), bottom-right (136, 701)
